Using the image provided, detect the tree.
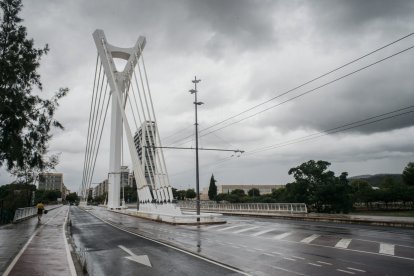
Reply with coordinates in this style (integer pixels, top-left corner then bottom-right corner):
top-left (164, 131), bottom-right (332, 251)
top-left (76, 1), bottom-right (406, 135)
top-left (208, 174), bottom-right (217, 200)
top-left (402, 162), bottom-right (414, 186)
top-left (65, 192), bottom-right (79, 203)
top-left (231, 189), bottom-right (245, 196)
top-left (0, 0), bottom-right (68, 173)
top-left (185, 189), bottom-right (196, 199)
top-left (248, 188), bottom-right (260, 197)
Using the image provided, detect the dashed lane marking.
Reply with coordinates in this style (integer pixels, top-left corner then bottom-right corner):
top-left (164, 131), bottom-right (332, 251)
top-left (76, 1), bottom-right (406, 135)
top-left (273, 232), bottom-right (292, 240)
top-left (205, 224), bottom-right (226, 230)
top-left (317, 261), bottom-right (332, 265)
top-left (335, 238), bottom-right (352, 249)
top-left (308, 262), bottom-right (322, 267)
top-left (337, 269), bottom-right (355, 274)
top-left (379, 243), bottom-right (395, 255)
top-left (269, 265), bottom-right (307, 276)
top-left (301, 234), bottom-right (320, 244)
top-left (291, 256), bottom-right (305, 260)
top-left (263, 253), bottom-right (275, 257)
top-left (251, 228), bottom-right (277, 237)
top-left (347, 267), bottom-right (366, 273)
top-left (283, 257), bottom-right (296, 261)
top-left (233, 226), bottom-right (260, 234)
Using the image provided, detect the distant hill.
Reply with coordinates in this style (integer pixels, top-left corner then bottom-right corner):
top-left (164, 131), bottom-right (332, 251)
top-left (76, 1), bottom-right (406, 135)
top-left (349, 174), bottom-right (403, 187)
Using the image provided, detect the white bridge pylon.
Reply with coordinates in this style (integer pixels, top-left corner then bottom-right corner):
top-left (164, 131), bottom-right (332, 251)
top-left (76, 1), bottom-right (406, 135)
top-left (91, 29), bottom-right (174, 209)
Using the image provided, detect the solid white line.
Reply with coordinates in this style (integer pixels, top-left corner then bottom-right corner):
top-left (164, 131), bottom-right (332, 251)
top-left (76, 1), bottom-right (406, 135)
top-left (301, 234), bottom-right (320, 244)
top-left (233, 226), bottom-right (260, 234)
top-left (269, 265), bottom-right (306, 276)
top-left (335, 238), bottom-right (352, 249)
top-left (347, 267), bottom-right (366, 273)
top-left (273, 232), bottom-right (292, 240)
top-left (217, 225), bottom-right (245, 231)
top-left (3, 208), bottom-right (65, 276)
top-left (251, 228), bottom-right (276, 237)
top-left (86, 210), bottom-right (252, 276)
top-left (283, 257), bottom-right (296, 261)
top-left (337, 269), bottom-right (355, 274)
top-left (379, 243), bottom-right (395, 255)
top-left (316, 261), bottom-right (332, 265)
top-left (63, 208), bottom-right (77, 276)
top-left (308, 262), bottom-right (322, 267)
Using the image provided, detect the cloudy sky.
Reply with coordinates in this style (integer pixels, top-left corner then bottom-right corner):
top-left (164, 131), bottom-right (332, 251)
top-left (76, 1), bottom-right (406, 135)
top-left (1, 0), bottom-right (414, 193)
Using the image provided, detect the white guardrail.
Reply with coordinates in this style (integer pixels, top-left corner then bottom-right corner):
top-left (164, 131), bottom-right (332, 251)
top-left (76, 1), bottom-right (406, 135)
top-left (177, 202), bottom-right (308, 214)
top-left (13, 207), bottom-right (37, 223)
top-left (13, 204), bottom-right (62, 223)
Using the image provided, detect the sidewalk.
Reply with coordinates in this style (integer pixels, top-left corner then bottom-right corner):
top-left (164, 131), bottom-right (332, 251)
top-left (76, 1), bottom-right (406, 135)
top-left (0, 205), bottom-right (76, 276)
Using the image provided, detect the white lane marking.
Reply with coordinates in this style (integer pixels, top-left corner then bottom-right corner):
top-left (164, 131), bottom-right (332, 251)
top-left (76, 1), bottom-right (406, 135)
top-left (217, 224), bottom-right (246, 231)
top-left (269, 265), bottom-right (306, 276)
top-left (337, 269), bottom-right (355, 274)
top-left (86, 209), bottom-right (252, 276)
top-left (379, 243), bottom-right (395, 255)
top-left (271, 251), bottom-right (283, 255)
top-left (301, 234), bottom-right (320, 244)
top-left (335, 238), bottom-right (352, 249)
top-left (251, 228), bottom-right (276, 237)
top-left (347, 267), bottom-right (366, 273)
top-left (119, 245), bottom-right (152, 267)
top-left (64, 208), bottom-right (77, 276)
top-left (205, 224), bottom-right (226, 229)
top-left (291, 256), bottom-right (305, 260)
top-left (308, 262), bottom-right (322, 267)
top-left (283, 257), bottom-right (296, 261)
top-left (263, 253), bottom-right (275, 257)
top-left (317, 261), bottom-right (332, 265)
top-left (233, 226), bottom-right (260, 234)
top-left (273, 232), bottom-right (292, 240)
top-left (3, 207), bottom-right (65, 276)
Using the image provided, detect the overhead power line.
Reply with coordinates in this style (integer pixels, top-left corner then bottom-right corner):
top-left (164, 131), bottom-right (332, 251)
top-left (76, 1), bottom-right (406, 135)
top-left (168, 42), bottom-right (414, 147)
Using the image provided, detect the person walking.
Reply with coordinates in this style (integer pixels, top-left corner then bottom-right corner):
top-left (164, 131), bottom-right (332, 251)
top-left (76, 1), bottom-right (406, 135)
top-left (36, 201), bottom-right (44, 222)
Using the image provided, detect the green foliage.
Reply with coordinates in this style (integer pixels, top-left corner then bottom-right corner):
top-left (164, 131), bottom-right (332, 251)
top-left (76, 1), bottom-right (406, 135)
top-left (208, 174), bottom-right (217, 200)
top-left (65, 192), bottom-right (79, 203)
top-left (0, 183), bottom-right (35, 210)
top-left (35, 189), bottom-right (61, 204)
top-left (231, 189), bottom-right (245, 196)
top-left (0, 0), bottom-right (68, 173)
top-left (248, 188), bottom-right (260, 197)
top-left (123, 186), bottom-right (137, 203)
top-left (402, 162), bottom-right (414, 186)
top-left (185, 188), bottom-right (196, 199)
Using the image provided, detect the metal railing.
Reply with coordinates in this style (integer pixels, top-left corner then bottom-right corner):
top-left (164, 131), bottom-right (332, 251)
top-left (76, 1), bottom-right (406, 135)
top-left (177, 202), bottom-right (307, 214)
top-left (13, 207), bottom-right (37, 223)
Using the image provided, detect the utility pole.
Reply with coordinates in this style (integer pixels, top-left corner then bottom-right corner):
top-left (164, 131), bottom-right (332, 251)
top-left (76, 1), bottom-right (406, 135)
top-left (190, 76), bottom-right (203, 222)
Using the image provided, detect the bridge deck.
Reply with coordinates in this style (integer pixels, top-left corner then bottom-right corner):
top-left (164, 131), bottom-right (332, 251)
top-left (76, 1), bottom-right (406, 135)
top-left (1, 205), bottom-right (76, 276)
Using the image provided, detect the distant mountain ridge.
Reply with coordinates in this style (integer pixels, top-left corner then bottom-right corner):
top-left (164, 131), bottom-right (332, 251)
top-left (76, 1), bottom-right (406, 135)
top-left (349, 174), bottom-right (403, 187)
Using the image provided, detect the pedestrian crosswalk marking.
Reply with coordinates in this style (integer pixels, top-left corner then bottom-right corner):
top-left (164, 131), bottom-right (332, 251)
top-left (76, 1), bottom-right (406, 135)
top-left (217, 225), bottom-right (245, 231)
top-left (233, 226), bottom-right (260, 234)
top-left (335, 238), bottom-right (352, 249)
top-left (251, 228), bottom-right (276, 237)
top-left (379, 243), bottom-right (395, 255)
top-left (273, 232), bottom-right (292, 240)
top-left (301, 234), bottom-right (320, 244)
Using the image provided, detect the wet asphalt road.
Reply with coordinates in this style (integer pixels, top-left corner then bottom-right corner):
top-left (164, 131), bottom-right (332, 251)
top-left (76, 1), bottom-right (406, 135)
top-left (76, 207), bottom-right (414, 276)
top-left (69, 207), bottom-right (242, 276)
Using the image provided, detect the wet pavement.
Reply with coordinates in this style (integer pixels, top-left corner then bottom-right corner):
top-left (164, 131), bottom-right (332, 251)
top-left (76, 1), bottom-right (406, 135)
top-left (0, 205), bottom-right (76, 276)
top-left (69, 207), bottom-right (244, 276)
top-left (85, 206), bottom-right (414, 276)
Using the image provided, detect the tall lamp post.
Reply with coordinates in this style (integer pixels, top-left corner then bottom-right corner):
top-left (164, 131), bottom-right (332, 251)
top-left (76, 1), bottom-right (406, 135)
top-left (189, 76), bottom-right (203, 222)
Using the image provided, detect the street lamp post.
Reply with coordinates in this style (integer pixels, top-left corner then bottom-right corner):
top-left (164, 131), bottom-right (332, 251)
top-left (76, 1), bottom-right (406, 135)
top-left (190, 76), bottom-right (203, 222)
